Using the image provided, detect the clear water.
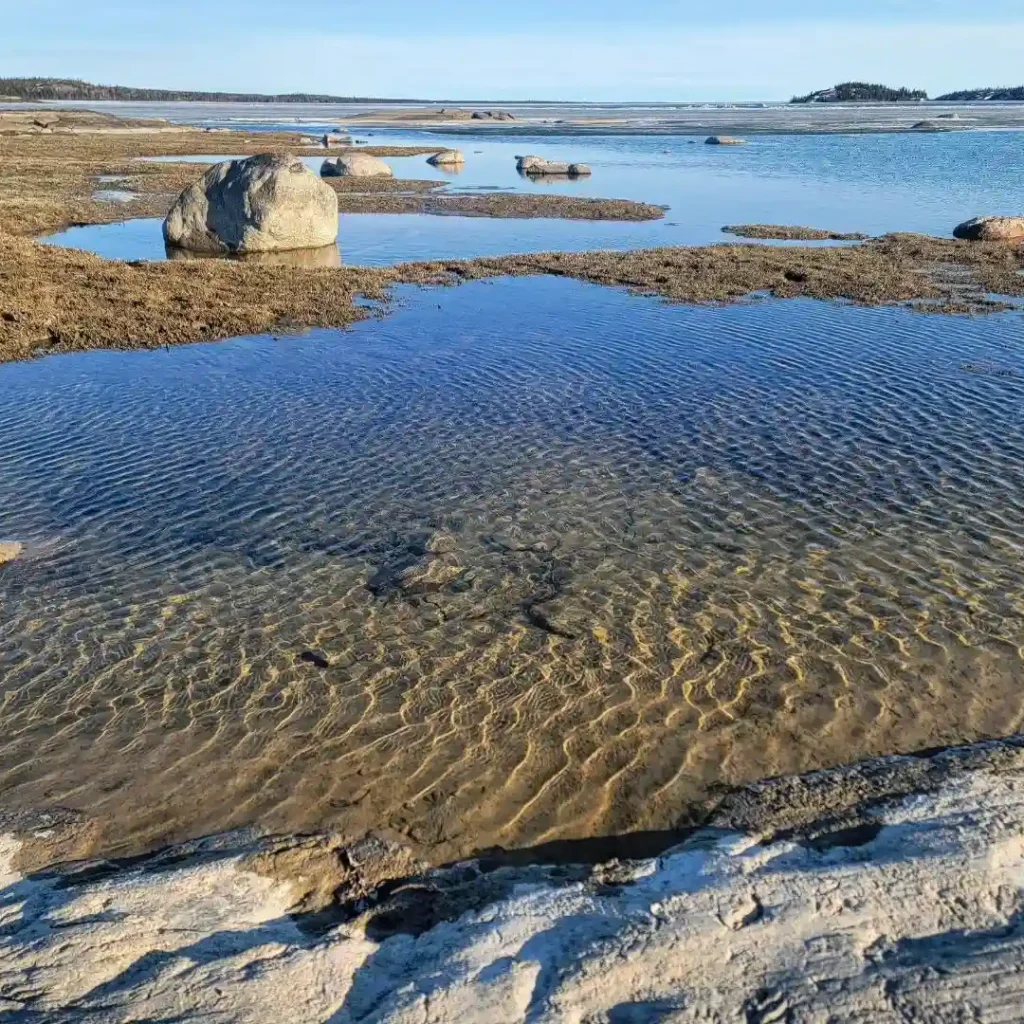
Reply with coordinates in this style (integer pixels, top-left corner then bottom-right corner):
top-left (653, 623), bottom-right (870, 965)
top-left (44, 130), bottom-right (1024, 264)
top-left (3, 278), bottom-right (1024, 859)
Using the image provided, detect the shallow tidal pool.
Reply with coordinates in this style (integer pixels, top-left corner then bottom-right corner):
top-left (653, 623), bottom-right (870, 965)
top-left (2, 276), bottom-right (1024, 860)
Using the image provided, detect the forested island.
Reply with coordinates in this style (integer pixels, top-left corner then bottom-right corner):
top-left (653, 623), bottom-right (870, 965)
top-left (791, 82), bottom-right (928, 103)
top-left (0, 77), bottom-right (417, 104)
top-left (936, 87), bottom-right (1024, 102)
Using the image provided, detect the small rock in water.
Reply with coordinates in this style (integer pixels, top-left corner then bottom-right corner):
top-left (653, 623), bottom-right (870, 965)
top-left (705, 136), bottom-right (746, 146)
top-left (425, 530), bottom-right (459, 554)
top-left (525, 597), bottom-right (588, 640)
top-left (515, 155), bottom-right (591, 177)
top-left (298, 650), bottom-right (331, 669)
top-left (426, 150), bottom-right (465, 167)
top-left (321, 153), bottom-right (393, 178)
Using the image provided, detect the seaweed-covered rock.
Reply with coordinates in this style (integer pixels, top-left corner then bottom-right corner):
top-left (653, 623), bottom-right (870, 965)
top-left (163, 154), bottom-right (338, 254)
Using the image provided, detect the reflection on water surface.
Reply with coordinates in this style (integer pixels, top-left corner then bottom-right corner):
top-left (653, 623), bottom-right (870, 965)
top-left (3, 278), bottom-right (1024, 860)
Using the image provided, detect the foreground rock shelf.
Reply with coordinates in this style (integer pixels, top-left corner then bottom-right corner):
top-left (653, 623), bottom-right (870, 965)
top-left (3, 736), bottom-right (1024, 1021)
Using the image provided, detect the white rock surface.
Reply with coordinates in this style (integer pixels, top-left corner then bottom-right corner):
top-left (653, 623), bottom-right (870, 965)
top-left (4, 741), bottom-right (1024, 1021)
top-left (163, 155), bottom-right (339, 254)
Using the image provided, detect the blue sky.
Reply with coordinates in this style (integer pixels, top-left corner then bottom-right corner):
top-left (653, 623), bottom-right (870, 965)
top-left (4, 1), bottom-right (1024, 100)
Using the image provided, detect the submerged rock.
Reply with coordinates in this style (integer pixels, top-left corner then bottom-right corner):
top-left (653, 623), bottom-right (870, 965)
top-left (953, 215), bottom-right (1024, 241)
top-left (705, 135), bottom-right (746, 146)
top-left (163, 154), bottom-right (338, 255)
top-left (0, 541), bottom-right (22, 565)
top-left (427, 149), bottom-right (466, 167)
top-left (321, 153), bottom-right (394, 178)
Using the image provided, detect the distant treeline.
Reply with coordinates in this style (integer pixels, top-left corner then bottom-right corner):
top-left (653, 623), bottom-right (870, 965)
top-left (0, 78), bottom-right (419, 104)
top-left (935, 87), bottom-right (1024, 102)
top-left (791, 82), bottom-right (928, 103)
top-left (793, 81), bottom-right (1024, 104)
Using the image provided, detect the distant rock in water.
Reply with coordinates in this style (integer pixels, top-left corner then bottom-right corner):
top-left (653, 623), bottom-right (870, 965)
top-left (426, 149), bottom-right (465, 166)
top-left (705, 136), bottom-right (746, 146)
top-left (953, 216), bottom-right (1024, 241)
top-left (515, 155), bottom-right (592, 176)
top-left (163, 154), bottom-right (338, 255)
top-left (321, 132), bottom-right (350, 148)
top-left (471, 110), bottom-right (515, 121)
top-left (321, 153), bottom-right (394, 178)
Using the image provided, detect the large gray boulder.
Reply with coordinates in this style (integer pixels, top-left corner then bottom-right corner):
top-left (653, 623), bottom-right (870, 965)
top-left (953, 216), bottom-right (1024, 241)
top-left (163, 154), bottom-right (338, 254)
top-left (321, 153), bottom-right (393, 178)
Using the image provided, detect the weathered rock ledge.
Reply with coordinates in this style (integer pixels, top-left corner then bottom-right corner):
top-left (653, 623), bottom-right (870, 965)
top-left (4, 735), bottom-right (1024, 1022)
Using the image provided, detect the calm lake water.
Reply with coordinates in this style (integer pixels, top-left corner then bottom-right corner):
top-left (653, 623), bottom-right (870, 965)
top-left (3, 278), bottom-right (1024, 859)
top-left (44, 129), bottom-right (1024, 263)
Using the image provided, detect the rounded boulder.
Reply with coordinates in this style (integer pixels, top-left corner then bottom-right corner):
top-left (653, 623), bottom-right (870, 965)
top-left (163, 154), bottom-right (338, 254)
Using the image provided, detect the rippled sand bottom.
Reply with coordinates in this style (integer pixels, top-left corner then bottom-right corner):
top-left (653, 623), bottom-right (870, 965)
top-left (2, 278), bottom-right (1024, 864)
